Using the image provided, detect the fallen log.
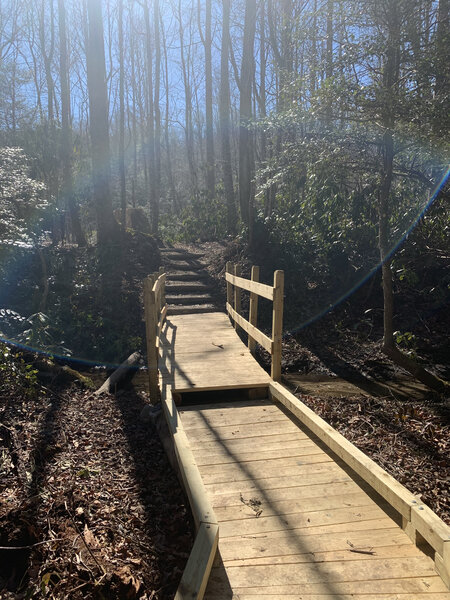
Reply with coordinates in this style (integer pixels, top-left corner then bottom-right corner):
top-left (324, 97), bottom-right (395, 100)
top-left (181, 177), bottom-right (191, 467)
top-left (35, 357), bottom-right (95, 389)
top-left (94, 351), bottom-right (142, 395)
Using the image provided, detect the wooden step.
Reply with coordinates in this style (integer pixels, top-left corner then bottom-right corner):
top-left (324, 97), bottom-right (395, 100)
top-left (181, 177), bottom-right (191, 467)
top-left (162, 252), bottom-right (204, 262)
top-left (166, 261), bottom-right (202, 271)
top-left (166, 294), bottom-right (215, 305)
top-left (161, 247), bottom-right (205, 258)
top-left (166, 271), bottom-right (209, 280)
top-left (166, 282), bottom-right (213, 293)
top-left (168, 304), bottom-right (217, 315)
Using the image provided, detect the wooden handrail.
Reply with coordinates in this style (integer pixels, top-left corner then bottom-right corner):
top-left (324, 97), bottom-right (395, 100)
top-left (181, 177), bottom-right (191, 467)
top-left (144, 270), bottom-right (167, 402)
top-left (226, 303), bottom-right (272, 352)
top-left (225, 272), bottom-right (274, 300)
top-left (225, 263), bottom-right (284, 381)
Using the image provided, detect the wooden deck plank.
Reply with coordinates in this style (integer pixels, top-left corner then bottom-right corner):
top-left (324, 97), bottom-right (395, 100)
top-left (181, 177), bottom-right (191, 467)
top-left (194, 444), bottom-right (327, 467)
top-left (218, 527), bottom-right (411, 560)
top-left (205, 468), bottom-right (353, 496)
top-left (220, 517), bottom-right (399, 541)
top-left (180, 406), bottom-right (284, 429)
top-left (187, 432), bottom-right (312, 451)
top-left (199, 457), bottom-right (338, 485)
top-left (222, 543), bottom-right (425, 567)
top-left (180, 410), bottom-right (288, 431)
top-left (213, 491), bottom-right (375, 521)
top-left (217, 504), bottom-right (390, 538)
top-left (184, 419), bottom-right (304, 442)
top-left (209, 556), bottom-right (439, 587)
top-left (205, 576), bottom-right (449, 597)
top-left (208, 480), bottom-right (374, 508)
top-left (207, 593), bottom-right (450, 600)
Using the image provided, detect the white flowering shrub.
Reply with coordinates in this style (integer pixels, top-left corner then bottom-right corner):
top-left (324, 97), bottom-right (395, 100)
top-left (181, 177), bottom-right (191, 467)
top-left (0, 147), bottom-right (47, 247)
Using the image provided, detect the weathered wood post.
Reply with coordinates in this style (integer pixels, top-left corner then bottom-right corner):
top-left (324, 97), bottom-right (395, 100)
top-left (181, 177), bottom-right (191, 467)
top-left (144, 274), bottom-right (159, 402)
top-left (248, 265), bottom-right (260, 354)
top-left (226, 261), bottom-right (233, 310)
top-left (271, 270), bottom-right (284, 381)
top-left (159, 266), bottom-right (165, 311)
top-left (234, 263), bottom-right (241, 332)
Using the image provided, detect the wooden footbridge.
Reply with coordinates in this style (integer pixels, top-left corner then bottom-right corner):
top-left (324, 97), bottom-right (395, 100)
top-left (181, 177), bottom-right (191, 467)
top-left (143, 255), bottom-right (450, 599)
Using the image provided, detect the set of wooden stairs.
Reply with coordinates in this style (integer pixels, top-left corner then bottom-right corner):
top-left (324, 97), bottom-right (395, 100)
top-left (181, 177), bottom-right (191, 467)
top-left (160, 247), bottom-right (218, 315)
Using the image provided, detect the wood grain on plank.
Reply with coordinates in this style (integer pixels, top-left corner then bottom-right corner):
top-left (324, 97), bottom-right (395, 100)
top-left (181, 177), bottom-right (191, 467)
top-left (213, 491), bottom-right (375, 522)
top-left (217, 504), bottom-right (389, 538)
top-left (192, 444), bottom-right (326, 467)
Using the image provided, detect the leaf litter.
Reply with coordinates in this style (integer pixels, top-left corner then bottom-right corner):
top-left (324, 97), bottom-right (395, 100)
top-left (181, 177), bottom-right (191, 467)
top-left (0, 383), bottom-right (194, 598)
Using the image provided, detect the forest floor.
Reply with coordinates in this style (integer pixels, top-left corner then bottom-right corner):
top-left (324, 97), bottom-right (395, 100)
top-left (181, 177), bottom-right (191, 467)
top-left (0, 380), bottom-right (193, 599)
top-left (1, 237), bottom-right (449, 599)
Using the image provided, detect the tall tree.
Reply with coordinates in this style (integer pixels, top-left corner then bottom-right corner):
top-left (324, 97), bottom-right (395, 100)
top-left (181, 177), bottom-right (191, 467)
top-left (199, 0), bottom-right (215, 198)
top-left (239, 0), bottom-right (257, 238)
top-left (144, 1), bottom-right (157, 230)
top-left (58, 0), bottom-right (85, 245)
top-left (86, 0), bottom-right (116, 244)
top-left (118, 0), bottom-right (126, 229)
top-left (177, 0), bottom-right (198, 195)
top-left (153, 0), bottom-right (161, 235)
top-left (325, 0), bottom-right (334, 124)
top-left (220, 0), bottom-right (236, 234)
top-left (161, 13), bottom-right (178, 211)
top-left (434, 0), bottom-right (449, 136)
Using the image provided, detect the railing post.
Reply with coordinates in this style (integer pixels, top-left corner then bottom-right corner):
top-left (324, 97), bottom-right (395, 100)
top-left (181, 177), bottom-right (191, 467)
top-left (144, 274), bottom-right (159, 403)
top-left (234, 263), bottom-right (241, 332)
top-left (271, 270), bottom-right (284, 381)
top-left (226, 261), bottom-right (233, 313)
top-left (159, 266), bottom-right (166, 311)
top-left (248, 265), bottom-right (259, 354)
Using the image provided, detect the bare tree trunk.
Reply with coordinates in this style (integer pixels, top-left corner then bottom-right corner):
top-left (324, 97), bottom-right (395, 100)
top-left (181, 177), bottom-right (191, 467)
top-left (434, 0), bottom-right (449, 135)
top-left (258, 2), bottom-right (271, 218)
top-left (130, 9), bottom-right (138, 208)
top-left (86, 0), bottom-right (116, 244)
top-left (153, 0), bottom-right (161, 236)
top-left (199, 0), bottom-right (215, 198)
top-left (178, 0), bottom-right (198, 196)
top-left (58, 0), bottom-right (85, 246)
top-left (161, 15), bottom-right (178, 211)
top-left (310, 0), bottom-right (317, 94)
top-left (239, 0), bottom-right (257, 239)
top-left (220, 0), bottom-right (236, 234)
top-left (144, 3), bottom-right (156, 230)
top-left (39, 0), bottom-right (59, 240)
top-left (39, 0), bottom-right (55, 124)
top-left (118, 0), bottom-right (126, 230)
top-left (325, 0), bottom-right (333, 125)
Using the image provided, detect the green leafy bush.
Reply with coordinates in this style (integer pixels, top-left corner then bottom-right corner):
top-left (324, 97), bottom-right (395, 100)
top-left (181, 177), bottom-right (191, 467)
top-left (0, 343), bottom-right (38, 397)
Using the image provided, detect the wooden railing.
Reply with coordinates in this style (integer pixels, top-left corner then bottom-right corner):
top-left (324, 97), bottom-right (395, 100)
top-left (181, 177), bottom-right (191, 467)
top-left (144, 267), bottom-right (166, 402)
top-left (225, 262), bottom-right (284, 381)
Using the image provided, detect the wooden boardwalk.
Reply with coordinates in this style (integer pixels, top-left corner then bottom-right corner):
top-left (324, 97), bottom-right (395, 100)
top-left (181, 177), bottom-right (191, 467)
top-left (179, 398), bottom-right (449, 599)
top-left (143, 266), bottom-right (450, 599)
top-left (159, 312), bottom-right (271, 394)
